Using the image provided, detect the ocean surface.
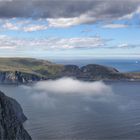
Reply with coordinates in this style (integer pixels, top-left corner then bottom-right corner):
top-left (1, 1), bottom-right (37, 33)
top-left (1, 59), bottom-right (140, 140)
top-left (0, 81), bottom-right (140, 140)
top-left (53, 59), bottom-right (140, 72)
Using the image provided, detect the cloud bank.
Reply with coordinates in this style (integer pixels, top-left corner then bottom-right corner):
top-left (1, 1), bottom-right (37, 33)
top-left (0, 35), bottom-right (107, 50)
top-left (33, 77), bottom-right (112, 96)
top-left (0, 1), bottom-right (139, 57)
top-left (0, 0), bottom-right (139, 27)
top-left (20, 78), bottom-right (114, 109)
top-left (102, 24), bottom-right (128, 29)
top-left (0, 0), bottom-right (139, 19)
top-left (2, 21), bottom-right (48, 32)
top-left (20, 77), bottom-right (136, 113)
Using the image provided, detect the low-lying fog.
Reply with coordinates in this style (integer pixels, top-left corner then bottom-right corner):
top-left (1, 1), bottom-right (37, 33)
top-left (22, 78), bottom-right (114, 109)
top-left (0, 78), bottom-right (140, 140)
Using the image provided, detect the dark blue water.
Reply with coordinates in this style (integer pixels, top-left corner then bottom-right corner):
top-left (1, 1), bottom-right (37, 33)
top-left (0, 81), bottom-right (140, 140)
top-left (0, 59), bottom-right (140, 139)
top-left (53, 59), bottom-right (140, 72)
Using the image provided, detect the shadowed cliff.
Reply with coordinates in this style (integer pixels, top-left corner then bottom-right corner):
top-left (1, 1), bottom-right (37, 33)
top-left (0, 91), bottom-right (31, 140)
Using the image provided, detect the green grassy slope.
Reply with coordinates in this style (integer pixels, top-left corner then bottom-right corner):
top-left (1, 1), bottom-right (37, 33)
top-left (0, 57), bottom-right (139, 81)
top-left (0, 58), bottom-right (64, 77)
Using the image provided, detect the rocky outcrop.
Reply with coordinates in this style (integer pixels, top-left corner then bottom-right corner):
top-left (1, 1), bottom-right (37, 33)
top-left (56, 64), bottom-right (130, 81)
top-left (79, 64), bottom-right (128, 80)
top-left (0, 58), bottom-right (139, 83)
top-left (0, 71), bottom-right (42, 84)
top-left (0, 91), bottom-right (32, 140)
top-left (59, 65), bottom-right (81, 77)
top-left (0, 63), bottom-right (135, 84)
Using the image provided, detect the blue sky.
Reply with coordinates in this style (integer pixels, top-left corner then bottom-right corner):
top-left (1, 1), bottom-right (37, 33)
top-left (0, 0), bottom-right (140, 59)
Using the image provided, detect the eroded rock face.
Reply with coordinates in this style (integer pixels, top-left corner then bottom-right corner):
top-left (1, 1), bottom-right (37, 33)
top-left (0, 71), bottom-right (41, 84)
top-left (79, 64), bottom-right (121, 80)
top-left (58, 64), bottom-right (129, 80)
top-left (61, 65), bottom-right (81, 77)
top-left (0, 91), bottom-right (31, 140)
top-left (0, 64), bottom-right (132, 84)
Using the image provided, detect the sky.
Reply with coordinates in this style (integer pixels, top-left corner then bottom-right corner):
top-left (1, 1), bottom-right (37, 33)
top-left (0, 0), bottom-right (140, 59)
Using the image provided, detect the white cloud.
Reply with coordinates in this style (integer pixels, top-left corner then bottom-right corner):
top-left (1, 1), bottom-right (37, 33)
top-left (0, 35), bottom-right (17, 49)
top-left (2, 20), bottom-right (48, 32)
top-left (118, 43), bottom-right (139, 48)
top-left (48, 14), bottom-right (95, 28)
top-left (1, 3), bottom-right (140, 31)
top-left (23, 25), bottom-right (48, 32)
top-left (0, 46), bottom-right (16, 49)
top-left (118, 43), bottom-right (128, 48)
top-left (20, 78), bottom-right (137, 113)
top-left (20, 78), bottom-right (114, 109)
top-left (102, 24), bottom-right (128, 29)
top-left (0, 34), bottom-right (139, 51)
top-left (120, 6), bottom-right (140, 20)
top-left (44, 37), bottom-right (106, 49)
top-left (0, 35), bottom-right (107, 50)
top-left (0, 1), bottom-right (139, 28)
top-left (3, 22), bottom-right (19, 30)
top-left (46, 5), bottom-right (140, 28)
top-left (33, 77), bottom-right (112, 96)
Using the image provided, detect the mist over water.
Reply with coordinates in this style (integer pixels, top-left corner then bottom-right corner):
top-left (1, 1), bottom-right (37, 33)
top-left (0, 79), bottom-right (140, 140)
top-left (22, 78), bottom-right (114, 110)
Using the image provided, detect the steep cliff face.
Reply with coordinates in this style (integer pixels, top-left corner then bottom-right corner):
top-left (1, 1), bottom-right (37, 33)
top-left (57, 64), bottom-right (130, 80)
top-left (0, 64), bottom-right (132, 83)
top-left (79, 64), bottom-right (128, 80)
top-left (0, 58), bottom-right (136, 83)
top-left (59, 65), bottom-right (81, 77)
top-left (0, 71), bottom-right (42, 84)
top-left (0, 91), bottom-right (32, 140)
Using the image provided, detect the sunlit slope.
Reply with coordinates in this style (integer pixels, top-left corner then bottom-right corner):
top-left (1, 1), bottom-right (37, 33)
top-left (0, 57), bottom-right (139, 82)
top-left (0, 58), bottom-right (64, 77)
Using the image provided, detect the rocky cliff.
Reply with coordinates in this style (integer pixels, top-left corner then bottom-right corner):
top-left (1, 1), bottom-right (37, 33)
top-left (0, 64), bottom-right (130, 83)
top-left (56, 64), bottom-right (131, 80)
top-left (0, 91), bottom-right (31, 140)
top-left (0, 58), bottom-right (138, 83)
top-left (0, 71), bottom-right (42, 84)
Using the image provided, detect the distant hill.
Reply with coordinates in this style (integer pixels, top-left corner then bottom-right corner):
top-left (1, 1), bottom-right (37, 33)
top-left (0, 57), bottom-right (63, 75)
top-left (0, 57), bottom-right (139, 84)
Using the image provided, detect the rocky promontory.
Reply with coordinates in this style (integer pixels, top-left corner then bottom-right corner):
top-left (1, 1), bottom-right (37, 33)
top-left (0, 58), bottom-right (139, 84)
top-left (0, 91), bottom-right (31, 140)
top-left (58, 64), bottom-right (129, 80)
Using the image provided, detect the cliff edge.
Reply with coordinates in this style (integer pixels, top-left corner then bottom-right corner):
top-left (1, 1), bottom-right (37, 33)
top-left (0, 58), bottom-right (138, 83)
top-left (0, 91), bottom-right (31, 140)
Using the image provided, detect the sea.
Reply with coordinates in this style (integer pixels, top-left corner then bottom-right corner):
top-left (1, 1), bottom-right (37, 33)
top-left (0, 59), bottom-right (140, 140)
top-left (53, 59), bottom-right (140, 72)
